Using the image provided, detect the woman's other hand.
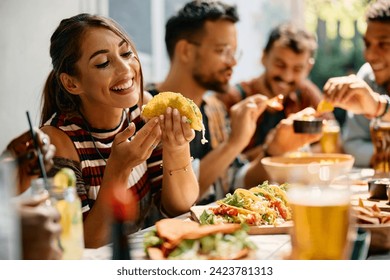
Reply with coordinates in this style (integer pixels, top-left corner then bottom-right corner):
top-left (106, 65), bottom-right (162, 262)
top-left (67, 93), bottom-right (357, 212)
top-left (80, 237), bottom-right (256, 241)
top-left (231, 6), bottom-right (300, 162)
top-left (159, 107), bottom-right (195, 152)
top-left (107, 118), bottom-right (162, 175)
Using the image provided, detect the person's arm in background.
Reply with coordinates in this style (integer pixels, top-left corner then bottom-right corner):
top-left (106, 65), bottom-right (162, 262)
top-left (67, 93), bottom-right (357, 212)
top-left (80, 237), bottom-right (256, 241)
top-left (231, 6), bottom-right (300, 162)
top-left (236, 108), bottom-right (323, 188)
top-left (197, 94), bottom-right (267, 198)
top-left (323, 62), bottom-right (390, 116)
top-left (4, 129), bottom-right (56, 194)
top-left (342, 112), bottom-right (373, 167)
top-left (322, 66), bottom-right (390, 167)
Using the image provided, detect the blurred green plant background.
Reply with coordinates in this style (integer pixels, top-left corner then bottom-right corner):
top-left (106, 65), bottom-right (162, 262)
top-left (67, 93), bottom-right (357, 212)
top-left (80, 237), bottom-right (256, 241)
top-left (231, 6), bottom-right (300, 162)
top-left (304, 0), bottom-right (372, 127)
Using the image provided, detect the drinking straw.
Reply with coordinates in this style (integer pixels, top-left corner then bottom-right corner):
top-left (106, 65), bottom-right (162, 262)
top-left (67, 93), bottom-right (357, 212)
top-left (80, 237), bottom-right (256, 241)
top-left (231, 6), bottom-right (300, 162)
top-left (26, 111), bottom-right (49, 190)
top-left (26, 111), bottom-right (64, 253)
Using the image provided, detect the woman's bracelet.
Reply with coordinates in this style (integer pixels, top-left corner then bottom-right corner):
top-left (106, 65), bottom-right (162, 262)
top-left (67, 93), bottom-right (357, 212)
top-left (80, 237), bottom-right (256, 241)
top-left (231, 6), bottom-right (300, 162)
top-left (160, 157), bottom-right (194, 176)
top-left (374, 97), bottom-right (383, 117)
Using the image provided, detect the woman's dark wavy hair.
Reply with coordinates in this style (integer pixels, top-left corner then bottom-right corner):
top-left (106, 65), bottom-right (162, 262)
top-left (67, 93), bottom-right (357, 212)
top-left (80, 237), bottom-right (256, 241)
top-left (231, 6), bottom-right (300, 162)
top-left (41, 13), bottom-right (143, 125)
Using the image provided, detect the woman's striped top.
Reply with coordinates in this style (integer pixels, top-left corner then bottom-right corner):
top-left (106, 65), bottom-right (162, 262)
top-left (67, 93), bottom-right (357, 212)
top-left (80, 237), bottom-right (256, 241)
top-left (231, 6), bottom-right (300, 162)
top-left (45, 106), bottom-right (163, 228)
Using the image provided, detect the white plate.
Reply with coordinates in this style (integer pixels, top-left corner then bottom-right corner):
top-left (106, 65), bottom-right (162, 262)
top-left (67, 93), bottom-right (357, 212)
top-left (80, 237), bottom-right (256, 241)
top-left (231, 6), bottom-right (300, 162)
top-left (190, 205), bottom-right (293, 235)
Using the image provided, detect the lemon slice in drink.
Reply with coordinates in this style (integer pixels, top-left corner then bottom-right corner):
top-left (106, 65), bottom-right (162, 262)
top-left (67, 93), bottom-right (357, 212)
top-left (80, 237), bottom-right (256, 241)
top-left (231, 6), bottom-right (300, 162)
top-left (317, 100), bottom-right (334, 114)
top-left (54, 167), bottom-right (76, 188)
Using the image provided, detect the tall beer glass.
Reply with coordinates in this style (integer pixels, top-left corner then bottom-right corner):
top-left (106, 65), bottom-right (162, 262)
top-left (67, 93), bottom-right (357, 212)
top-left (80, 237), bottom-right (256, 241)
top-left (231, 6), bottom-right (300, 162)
top-left (288, 186), bottom-right (352, 260)
top-left (320, 120), bottom-right (340, 153)
top-left (370, 118), bottom-right (390, 174)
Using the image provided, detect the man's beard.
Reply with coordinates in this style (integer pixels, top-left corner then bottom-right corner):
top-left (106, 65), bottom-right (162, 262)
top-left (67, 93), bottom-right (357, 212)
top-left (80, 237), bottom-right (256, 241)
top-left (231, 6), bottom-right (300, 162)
top-left (193, 72), bottom-right (230, 93)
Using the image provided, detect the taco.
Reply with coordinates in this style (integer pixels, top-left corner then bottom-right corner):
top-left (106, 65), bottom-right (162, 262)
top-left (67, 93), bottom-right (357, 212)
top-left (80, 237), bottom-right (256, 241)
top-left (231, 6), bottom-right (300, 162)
top-left (202, 203), bottom-right (261, 225)
top-left (249, 182), bottom-right (291, 220)
top-left (201, 182), bottom-right (292, 226)
top-left (141, 91), bottom-right (203, 131)
top-left (143, 218), bottom-right (256, 260)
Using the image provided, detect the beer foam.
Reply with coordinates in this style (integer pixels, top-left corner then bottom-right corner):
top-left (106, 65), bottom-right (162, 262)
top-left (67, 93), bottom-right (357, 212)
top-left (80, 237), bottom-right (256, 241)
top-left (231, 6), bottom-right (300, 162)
top-left (323, 126), bottom-right (340, 133)
top-left (288, 186), bottom-right (351, 206)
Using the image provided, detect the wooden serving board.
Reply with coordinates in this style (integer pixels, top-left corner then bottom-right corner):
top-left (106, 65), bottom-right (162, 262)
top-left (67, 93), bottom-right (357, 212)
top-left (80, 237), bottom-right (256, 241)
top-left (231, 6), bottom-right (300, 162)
top-left (351, 193), bottom-right (390, 212)
top-left (190, 205), bottom-right (293, 235)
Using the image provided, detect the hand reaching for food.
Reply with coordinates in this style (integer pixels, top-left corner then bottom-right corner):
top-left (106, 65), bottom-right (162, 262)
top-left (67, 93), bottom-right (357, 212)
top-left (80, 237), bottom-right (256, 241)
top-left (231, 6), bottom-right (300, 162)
top-left (322, 74), bottom-right (381, 116)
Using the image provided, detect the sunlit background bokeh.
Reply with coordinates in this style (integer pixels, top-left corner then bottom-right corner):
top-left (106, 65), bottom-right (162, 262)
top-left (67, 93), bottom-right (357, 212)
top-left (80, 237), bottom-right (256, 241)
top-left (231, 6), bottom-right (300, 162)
top-left (0, 0), bottom-right (372, 149)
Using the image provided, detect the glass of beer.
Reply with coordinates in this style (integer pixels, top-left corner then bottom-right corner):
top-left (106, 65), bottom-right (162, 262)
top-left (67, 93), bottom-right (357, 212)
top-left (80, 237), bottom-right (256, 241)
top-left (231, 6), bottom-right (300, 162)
top-left (320, 120), bottom-right (340, 154)
top-left (287, 186), bottom-right (352, 260)
top-left (370, 118), bottom-right (390, 174)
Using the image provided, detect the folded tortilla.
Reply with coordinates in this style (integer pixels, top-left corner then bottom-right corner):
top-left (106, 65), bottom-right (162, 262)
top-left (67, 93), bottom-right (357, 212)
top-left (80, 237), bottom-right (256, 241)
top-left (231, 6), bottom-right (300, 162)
top-left (141, 91), bottom-right (203, 131)
top-left (156, 218), bottom-right (241, 245)
top-left (148, 219), bottom-right (250, 260)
